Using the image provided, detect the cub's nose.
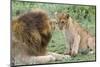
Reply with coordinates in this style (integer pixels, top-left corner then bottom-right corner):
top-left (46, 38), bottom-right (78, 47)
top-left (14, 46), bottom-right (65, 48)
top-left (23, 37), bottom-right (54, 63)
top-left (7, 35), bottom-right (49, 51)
top-left (61, 20), bottom-right (64, 23)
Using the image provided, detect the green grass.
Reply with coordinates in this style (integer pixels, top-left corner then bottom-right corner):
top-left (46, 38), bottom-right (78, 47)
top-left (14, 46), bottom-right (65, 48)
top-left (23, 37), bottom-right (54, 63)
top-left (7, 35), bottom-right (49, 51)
top-left (48, 31), bottom-right (66, 54)
top-left (12, 0), bottom-right (96, 64)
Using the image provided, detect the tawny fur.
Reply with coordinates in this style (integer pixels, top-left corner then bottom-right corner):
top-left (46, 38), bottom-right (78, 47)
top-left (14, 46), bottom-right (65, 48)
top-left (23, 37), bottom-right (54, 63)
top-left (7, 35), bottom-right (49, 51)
top-left (56, 13), bottom-right (95, 56)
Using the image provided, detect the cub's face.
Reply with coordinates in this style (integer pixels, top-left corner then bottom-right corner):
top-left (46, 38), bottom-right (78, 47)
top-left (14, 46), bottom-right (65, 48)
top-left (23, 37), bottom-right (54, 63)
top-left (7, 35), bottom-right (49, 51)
top-left (57, 13), bottom-right (69, 30)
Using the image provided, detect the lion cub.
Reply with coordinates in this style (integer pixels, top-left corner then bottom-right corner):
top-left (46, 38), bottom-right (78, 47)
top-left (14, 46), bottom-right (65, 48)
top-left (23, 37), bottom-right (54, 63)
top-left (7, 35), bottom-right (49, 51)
top-left (56, 13), bottom-right (95, 56)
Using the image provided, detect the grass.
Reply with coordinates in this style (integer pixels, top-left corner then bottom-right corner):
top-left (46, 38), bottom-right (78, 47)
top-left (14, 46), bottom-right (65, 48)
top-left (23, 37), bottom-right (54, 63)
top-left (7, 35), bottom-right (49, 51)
top-left (12, 0), bottom-right (96, 64)
top-left (47, 30), bottom-right (96, 63)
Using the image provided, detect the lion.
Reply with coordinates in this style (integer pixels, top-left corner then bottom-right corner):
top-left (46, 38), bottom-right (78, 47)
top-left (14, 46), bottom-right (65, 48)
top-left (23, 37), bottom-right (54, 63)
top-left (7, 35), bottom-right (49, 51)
top-left (11, 9), bottom-right (70, 66)
top-left (56, 12), bottom-right (95, 56)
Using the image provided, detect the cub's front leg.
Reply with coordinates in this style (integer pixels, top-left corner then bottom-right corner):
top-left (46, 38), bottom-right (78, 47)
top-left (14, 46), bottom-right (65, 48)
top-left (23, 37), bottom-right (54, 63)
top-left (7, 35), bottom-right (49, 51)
top-left (63, 30), bottom-right (75, 56)
top-left (70, 34), bottom-right (80, 56)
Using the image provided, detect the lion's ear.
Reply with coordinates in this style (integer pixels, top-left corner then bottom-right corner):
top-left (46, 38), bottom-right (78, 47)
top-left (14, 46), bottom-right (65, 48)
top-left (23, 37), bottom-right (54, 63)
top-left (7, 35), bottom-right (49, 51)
top-left (54, 12), bottom-right (58, 15)
top-left (54, 12), bottom-right (59, 17)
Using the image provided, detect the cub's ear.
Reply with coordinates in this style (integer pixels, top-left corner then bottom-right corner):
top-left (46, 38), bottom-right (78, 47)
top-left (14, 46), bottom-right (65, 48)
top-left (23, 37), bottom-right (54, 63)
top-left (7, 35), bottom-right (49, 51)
top-left (66, 14), bottom-right (70, 19)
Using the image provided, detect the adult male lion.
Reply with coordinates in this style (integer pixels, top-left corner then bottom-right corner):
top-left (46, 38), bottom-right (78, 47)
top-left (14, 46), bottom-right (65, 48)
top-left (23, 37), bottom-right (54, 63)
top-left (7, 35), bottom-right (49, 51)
top-left (56, 12), bottom-right (95, 56)
top-left (11, 9), bottom-right (70, 66)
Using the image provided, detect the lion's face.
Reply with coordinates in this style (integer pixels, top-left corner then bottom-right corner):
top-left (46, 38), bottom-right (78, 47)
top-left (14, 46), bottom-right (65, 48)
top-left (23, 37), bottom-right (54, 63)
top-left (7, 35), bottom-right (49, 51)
top-left (57, 13), bottom-right (69, 30)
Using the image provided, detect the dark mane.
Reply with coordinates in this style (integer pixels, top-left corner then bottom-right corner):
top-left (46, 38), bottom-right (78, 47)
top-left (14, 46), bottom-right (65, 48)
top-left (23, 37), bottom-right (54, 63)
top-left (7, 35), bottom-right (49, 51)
top-left (12, 9), bottom-right (52, 56)
top-left (18, 10), bottom-right (48, 31)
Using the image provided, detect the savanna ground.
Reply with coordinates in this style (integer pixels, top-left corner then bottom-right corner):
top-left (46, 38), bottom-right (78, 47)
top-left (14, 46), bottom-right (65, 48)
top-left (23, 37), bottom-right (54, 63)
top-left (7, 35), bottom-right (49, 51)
top-left (12, 0), bottom-right (96, 64)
